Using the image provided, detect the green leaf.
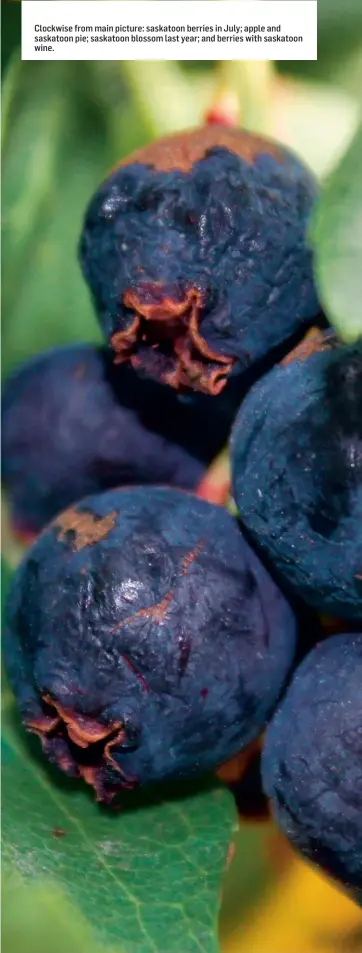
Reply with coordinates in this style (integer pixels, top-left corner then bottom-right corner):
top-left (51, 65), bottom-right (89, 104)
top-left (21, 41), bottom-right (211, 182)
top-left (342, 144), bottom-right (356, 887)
top-left (2, 870), bottom-right (117, 953)
top-left (316, 0), bottom-right (362, 65)
top-left (278, 0), bottom-right (362, 80)
top-left (1, 558), bottom-right (12, 614)
top-left (310, 121), bottom-right (362, 342)
top-left (1, 60), bottom-right (98, 373)
top-left (1, 60), bottom-right (150, 376)
top-left (220, 825), bottom-right (271, 945)
top-left (2, 690), bottom-right (237, 953)
top-left (1, 495), bottom-right (28, 571)
top-left (1, 2), bottom-right (20, 79)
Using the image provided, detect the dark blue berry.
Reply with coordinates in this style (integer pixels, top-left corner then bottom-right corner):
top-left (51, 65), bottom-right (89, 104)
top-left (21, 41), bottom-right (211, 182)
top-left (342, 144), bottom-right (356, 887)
top-left (79, 126), bottom-right (320, 395)
top-left (231, 334), bottom-right (362, 619)
top-left (1, 344), bottom-right (241, 535)
top-left (4, 486), bottom-right (296, 802)
top-left (262, 634), bottom-right (362, 901)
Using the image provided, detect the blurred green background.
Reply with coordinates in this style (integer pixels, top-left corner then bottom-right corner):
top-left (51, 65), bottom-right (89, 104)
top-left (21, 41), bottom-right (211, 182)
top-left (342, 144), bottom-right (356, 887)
top-left (2, 2), bottom-right (362, 952)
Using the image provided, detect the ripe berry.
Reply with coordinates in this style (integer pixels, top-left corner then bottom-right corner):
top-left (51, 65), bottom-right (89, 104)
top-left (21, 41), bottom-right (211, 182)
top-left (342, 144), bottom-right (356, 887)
top-left (231, 334), bottom-right (362, 620)
top-left (262, 634), bottom-right (362, 901)
top-left (4, 486), bottom-right (296, 802)
top-left (79, 125), bottom-right (319, 395)
top-left (1, 344), bottom-right (241, 535)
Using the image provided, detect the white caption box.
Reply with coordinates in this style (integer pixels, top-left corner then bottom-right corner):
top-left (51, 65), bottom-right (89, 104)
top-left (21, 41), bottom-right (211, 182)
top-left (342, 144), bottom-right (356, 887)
top-left (22, 1), bottom-right (317, 62)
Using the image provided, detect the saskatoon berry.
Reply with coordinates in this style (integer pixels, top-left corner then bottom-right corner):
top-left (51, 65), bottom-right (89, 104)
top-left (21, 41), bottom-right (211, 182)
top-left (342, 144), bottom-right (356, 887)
top-left (231, 333), bottom-right (362, 620)
top-left (262, 634), bottom-right (362, 902)
top-left (1, 344), bottom-right (241, 536)
top-left (79, 125), bottom-right (320, 395)
top-left (4, 486), bottom-right (296, 802)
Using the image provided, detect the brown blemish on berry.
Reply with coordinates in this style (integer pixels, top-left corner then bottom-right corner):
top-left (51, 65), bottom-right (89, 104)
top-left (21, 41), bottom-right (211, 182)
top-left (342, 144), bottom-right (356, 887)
top-left (180, 540), bottom-right (204, 574)
top-left (111, 540), bottom-right (203, 635)
top-left (52, 827), bottom-right (66, 838)
top-left (117, 125), bottom-right (283, 174)
top-left (111, 285), bottom-right (234, 395)
top-left (54, 507), bottom-right (118, 551)
top-left (281, 327), bottom-right (331, 368)
top-left (110, 592), bottom-right (173, 634)
top-left (113, 543), bottom-right (203, 680)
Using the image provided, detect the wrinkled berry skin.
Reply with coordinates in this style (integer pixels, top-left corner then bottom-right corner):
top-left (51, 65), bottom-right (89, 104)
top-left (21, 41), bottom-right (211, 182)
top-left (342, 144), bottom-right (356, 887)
top-left (262, 634), bottom-right (362, 902)
top-left (1, 344), bottom-right (241, 535)
top-left (79, 126), bottom-right (319, 395)
top-left (4, 486), bottom-right (296, 801)
top-left (231, 336), bottom-right (362, 619)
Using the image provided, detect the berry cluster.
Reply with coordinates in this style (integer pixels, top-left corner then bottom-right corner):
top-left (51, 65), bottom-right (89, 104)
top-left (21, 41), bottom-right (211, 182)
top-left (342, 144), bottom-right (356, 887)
top-left (2, 126), bottom-right (361, 902)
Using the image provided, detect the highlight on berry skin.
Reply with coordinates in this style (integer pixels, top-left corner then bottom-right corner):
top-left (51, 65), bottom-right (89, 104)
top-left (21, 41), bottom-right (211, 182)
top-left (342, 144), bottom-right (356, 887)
top-left (79, 125), bottom-right (320, 395)
top-left (4, 486), bottom-right (297, 803)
